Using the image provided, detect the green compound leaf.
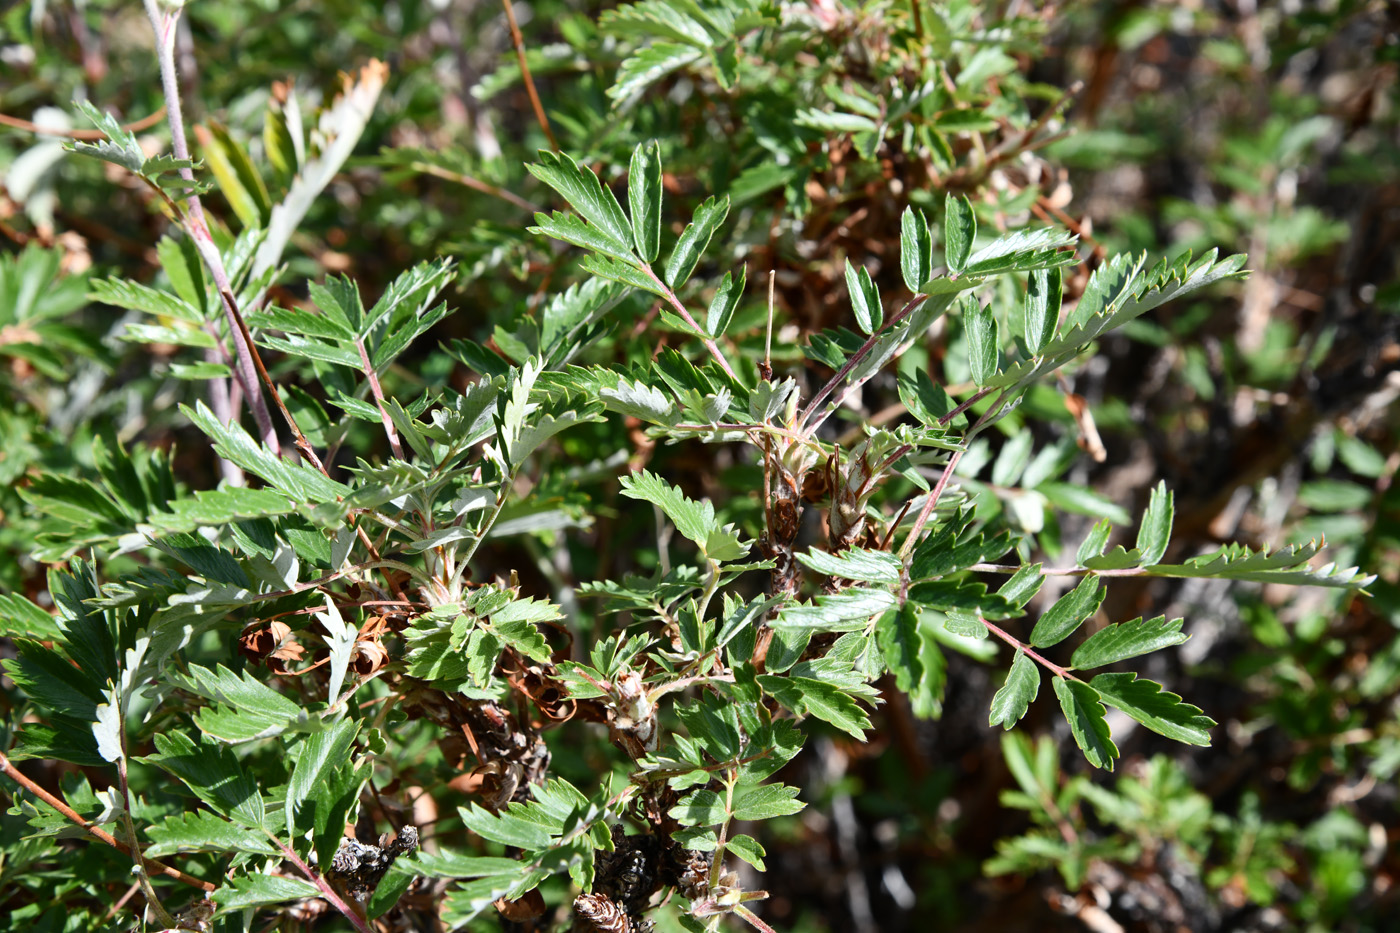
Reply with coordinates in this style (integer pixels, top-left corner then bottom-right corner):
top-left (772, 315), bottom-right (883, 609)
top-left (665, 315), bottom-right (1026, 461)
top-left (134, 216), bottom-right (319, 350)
top-left (1053, 677), bottom-right (1118, 770)
top-left (1090, 672), bottom-right (1215, 746)
top-left (1028, 576), bottom-right (1104, 648)
top-left (988, 650), bottom-right (1040, 730)
top-left (1071, 616), bottom-right (1188, 669)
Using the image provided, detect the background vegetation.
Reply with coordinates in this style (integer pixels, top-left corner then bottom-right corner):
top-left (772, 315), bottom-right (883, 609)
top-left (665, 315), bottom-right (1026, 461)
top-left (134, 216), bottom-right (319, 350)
top-left (1, 1), bottom-right (1397, 932)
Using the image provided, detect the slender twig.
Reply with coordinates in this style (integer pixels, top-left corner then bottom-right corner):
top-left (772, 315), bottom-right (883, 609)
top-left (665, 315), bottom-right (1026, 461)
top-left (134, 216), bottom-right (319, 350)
top-left (140, 0), bottom-right (278, 450)
top-left (115, 728), bottom-right (178, 927)
top-left (797, 293), bottom-right (926, 435)
top-left (0, 751), bottom-right (215, 892)
top-left (0, 106), bottom-right (167, 139)
top-left (410, 160), bottom-right (542, 213)
top-left (898, 447), bottom-right (964, 560)
top-left (270, 837), bottom-right (374, 933)
top-left (938, 385), bottom-right (995, 426)
top-left (978, 616), bottom-right (1077, 680)
top-left (639, 264), bottom-right (739, 379)
top-left (500, 0), bottom-right (558, 151)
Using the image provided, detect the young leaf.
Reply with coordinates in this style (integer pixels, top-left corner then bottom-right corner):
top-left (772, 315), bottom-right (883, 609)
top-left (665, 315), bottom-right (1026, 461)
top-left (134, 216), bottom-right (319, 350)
top-left (1071, 616), bottom-right (1189, 669)
top-left (845, 261), bottom-right (882, 334)
top-left (628, 140), bottom-right (663, 262)
top-left (706, 267), bottom-right (745, 337)
top-left (1136, 480), bottom-right (1174, 566)
top-left (1023, 267), bottom-right (1062, 355)
top-left (526, 150), bottom-right (634, 256)
top-left (665, 195), bottom-right (729, 287)
top-left (989, 651), bottom-right (1040, 730)
top-left (963, 296), bottom-right (998, 385)
top-left (901, 206), bottom-right (933, 292)
top-left (1090, 672), bottom-right (1214, 745)
top-left (944, 193), bottom-right (976, 274)
top-left (1028, 576), bottom-right (1103, 648)
top-left (1052, 677), bottom-right (1118, 770)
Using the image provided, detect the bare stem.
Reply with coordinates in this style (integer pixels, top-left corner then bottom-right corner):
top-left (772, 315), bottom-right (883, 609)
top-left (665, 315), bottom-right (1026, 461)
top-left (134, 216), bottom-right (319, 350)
top-left (500, 0), bottom-right (558, 152)
top-left (0, 751), bottom-right (215, 892)
top-left (979, 615), bottom-right (1077, 680)
top-left (938, 384), bottom-right (995, 426)
top-left (639, 264), bottom-right (739, 380)
top-left (115, 730), bottom-right (178, 927)
top-left (0, 106), bottom-right (167, 139)
top-left (411, 160), bottom-right (542, 213)
top-left (141, 0), bottom-right (279, 450)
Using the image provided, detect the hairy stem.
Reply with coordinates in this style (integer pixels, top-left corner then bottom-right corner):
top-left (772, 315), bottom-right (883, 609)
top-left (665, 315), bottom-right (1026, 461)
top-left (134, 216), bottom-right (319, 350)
top-left (357, 337), bottom-right (405, 460)
top-left (798, 293), bottom-right (926, 436)
top-left (978, 615), bottom-right (1078, 681)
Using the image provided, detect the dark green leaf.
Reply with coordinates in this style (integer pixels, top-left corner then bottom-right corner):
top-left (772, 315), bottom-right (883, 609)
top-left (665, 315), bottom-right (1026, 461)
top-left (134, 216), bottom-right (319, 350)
top-left (628, 140), bottom-right (663, 262)
top-left (944, 193), bottom-right (976, 274)
top-left (706, 266), bottom-right (744, 338)
top-left (989, 651), bottom-right (1040, 729)
top-left (1071, 616), bottom-right (1189, 669)
top-left (1090, 672), bottom-right (1214, 745)
top-left (1029, 576), bottom-right (1103, 648)
top-left (526, 150), bottom-right (634, 255)
top-left (1023, 267), bottom-right (1062, 355)
top-left (901, 206), bottom-right (934, 292)
top-left (1136, 481), bottom-right (1174, 566)
top-left (1052, 677), bottom-right (1118, 770)
top-left (963, 296), bottom-right (998, 385)
top-left (665, 195), bottom-right (729, 288)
